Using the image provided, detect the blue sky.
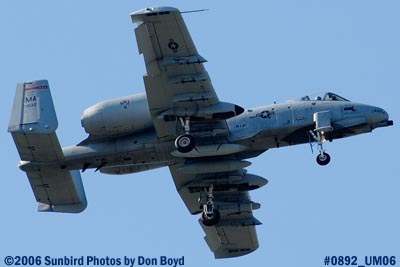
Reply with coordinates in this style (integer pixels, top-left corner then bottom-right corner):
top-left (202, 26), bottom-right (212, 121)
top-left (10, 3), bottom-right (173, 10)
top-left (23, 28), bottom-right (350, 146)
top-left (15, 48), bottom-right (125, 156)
top-left (1, 1), bottom-right (399, 266)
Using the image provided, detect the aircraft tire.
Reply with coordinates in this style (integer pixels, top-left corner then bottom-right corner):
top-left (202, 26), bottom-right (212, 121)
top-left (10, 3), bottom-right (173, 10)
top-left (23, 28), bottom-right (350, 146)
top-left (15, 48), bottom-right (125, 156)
top-left (316, 153), bottom-right (331, 166)
top-left (201, 209), bottom-right (221, 227)
top-left (175, 134), bottom-right (195, 153)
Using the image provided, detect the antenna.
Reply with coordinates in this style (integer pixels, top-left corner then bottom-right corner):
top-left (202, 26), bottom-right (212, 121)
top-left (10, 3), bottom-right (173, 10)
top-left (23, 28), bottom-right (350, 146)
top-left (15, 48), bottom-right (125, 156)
top-left (181, 9), bottom-right (209, 14)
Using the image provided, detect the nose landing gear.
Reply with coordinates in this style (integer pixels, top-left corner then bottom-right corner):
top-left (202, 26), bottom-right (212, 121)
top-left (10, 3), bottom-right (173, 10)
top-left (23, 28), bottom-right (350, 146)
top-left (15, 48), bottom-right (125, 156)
top-left (310, 111), bottom-right (334, 166)
top-left (316, 151), bottom-right (331, 166)
top-left (309, 130), bottom-right (331, 166)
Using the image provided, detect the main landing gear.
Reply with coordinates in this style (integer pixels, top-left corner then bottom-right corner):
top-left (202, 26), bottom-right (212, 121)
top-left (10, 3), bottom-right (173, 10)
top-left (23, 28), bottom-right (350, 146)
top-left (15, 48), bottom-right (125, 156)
top-left (200, 185), bottom-right (220, 227)
top-left (175, 134), bottom-right (195, 153)
top-left (309, 130), bottom-right (331, 166)
top-left (175, 117), bottom-right (196, 153)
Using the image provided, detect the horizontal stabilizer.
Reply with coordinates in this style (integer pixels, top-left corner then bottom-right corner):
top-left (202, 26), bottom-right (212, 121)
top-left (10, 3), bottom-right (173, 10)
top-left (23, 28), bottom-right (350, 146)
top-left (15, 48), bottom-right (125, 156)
top-left (28, 169), bottom-right (87, 213)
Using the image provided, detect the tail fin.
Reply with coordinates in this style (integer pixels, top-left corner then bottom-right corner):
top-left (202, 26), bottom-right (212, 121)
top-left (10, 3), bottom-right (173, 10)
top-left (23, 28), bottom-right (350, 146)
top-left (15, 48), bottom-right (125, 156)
top-left (8, 80), bottom-right (87, 213)
top-left (9, 80), bottom-right (58, 136)
top-left (8, 80), bottom-right (63, 161)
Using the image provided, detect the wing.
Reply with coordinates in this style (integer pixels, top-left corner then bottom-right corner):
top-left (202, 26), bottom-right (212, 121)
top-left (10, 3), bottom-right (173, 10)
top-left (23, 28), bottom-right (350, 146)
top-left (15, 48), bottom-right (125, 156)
top-left (131, 7), bottom-right (243, 141)
top-left (132, 6), bottom-right (264, 258)
top-left (169, 163), bottom-right (268, 258)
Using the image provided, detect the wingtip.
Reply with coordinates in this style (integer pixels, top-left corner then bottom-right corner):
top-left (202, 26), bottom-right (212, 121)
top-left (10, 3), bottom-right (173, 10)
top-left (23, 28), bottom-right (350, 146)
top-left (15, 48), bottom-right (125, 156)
top-left (130, 6), bottom-right (180, 24)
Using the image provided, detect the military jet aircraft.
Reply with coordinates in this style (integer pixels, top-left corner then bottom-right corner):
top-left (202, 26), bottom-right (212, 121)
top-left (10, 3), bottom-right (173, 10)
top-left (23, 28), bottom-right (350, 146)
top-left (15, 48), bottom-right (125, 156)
top-left (8, 6), bottom-right (393, 259)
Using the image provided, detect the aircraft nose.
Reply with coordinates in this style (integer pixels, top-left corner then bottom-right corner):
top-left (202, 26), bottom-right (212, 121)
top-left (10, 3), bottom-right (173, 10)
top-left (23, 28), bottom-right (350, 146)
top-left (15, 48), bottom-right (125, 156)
top-left (367, 106), bottom-right (393, 128)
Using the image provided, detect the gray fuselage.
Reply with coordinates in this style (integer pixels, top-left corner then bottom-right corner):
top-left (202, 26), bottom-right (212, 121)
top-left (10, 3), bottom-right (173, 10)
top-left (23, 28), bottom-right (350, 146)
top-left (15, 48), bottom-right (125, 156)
top-left (55, 93), bottom-right (390, 175)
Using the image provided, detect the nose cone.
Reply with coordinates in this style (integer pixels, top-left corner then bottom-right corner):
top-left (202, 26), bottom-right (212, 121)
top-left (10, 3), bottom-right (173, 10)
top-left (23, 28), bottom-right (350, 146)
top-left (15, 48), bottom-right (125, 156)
top-left (367, 106), bottom-right (393, 129)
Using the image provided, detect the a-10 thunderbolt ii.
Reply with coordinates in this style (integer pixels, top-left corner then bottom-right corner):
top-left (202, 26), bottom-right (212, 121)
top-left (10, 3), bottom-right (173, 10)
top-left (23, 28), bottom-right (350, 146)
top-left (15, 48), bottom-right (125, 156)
top-left (8, 6), bottom-right (393, 258)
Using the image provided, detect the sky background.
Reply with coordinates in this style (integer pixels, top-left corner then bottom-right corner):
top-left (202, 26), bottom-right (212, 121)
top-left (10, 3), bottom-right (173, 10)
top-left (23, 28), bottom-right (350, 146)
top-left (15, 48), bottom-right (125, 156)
top-left (1, 1), bottom-right (399, 266)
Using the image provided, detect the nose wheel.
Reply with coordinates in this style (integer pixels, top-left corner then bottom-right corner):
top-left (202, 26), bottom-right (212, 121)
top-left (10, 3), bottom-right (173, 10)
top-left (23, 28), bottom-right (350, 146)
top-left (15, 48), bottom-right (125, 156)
top-left (316, 152), bottom-right (331, 166)
top-left (309, 130), bottom-right (331, 166)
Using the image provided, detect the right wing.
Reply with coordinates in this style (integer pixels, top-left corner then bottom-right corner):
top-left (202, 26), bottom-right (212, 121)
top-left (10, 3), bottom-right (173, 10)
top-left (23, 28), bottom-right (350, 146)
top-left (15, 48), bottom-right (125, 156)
top-left (8, 80), bottom-right (87, 213)
top-left (169, 163), bottom-right (267, 258)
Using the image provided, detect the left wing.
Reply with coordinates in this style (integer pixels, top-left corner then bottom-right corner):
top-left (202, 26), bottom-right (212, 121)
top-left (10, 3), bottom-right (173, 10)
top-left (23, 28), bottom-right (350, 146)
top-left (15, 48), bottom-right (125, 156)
top-left (169, 163), bottom-right (267, 258)
top-left (131, 7), bottom-right (243, 141)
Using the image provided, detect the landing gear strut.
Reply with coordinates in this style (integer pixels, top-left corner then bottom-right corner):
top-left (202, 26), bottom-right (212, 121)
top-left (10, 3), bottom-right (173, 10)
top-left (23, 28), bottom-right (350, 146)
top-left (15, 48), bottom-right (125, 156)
top-left (201, 185), bottom-right (220, 226)
top-left (309, 130), bottom-right (331, 166)
top-left (175, 117), bottom-right (195, 153)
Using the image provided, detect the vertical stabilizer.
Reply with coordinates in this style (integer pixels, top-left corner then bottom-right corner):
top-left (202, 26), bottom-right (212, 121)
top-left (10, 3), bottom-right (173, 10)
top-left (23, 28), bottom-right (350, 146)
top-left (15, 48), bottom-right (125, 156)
top-left (8, 80), bottom-right (58, 134)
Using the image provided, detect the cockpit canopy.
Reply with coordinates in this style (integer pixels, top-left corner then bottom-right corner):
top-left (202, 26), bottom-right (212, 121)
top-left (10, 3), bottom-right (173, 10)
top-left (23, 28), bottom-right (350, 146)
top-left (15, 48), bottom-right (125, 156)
top-left (300, 92), bottom-right (349, 102)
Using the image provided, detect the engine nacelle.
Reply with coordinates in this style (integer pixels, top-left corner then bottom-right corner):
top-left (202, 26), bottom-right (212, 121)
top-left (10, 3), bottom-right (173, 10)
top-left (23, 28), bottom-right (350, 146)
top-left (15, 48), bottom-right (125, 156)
top-left (81, 93), bottom-right (153, 136)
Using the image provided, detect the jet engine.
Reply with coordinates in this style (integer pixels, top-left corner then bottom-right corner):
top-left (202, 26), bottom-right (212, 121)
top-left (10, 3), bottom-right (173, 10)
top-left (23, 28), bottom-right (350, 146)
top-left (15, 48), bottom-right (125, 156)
top-left (81, 93), bottom-right (153, 136)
